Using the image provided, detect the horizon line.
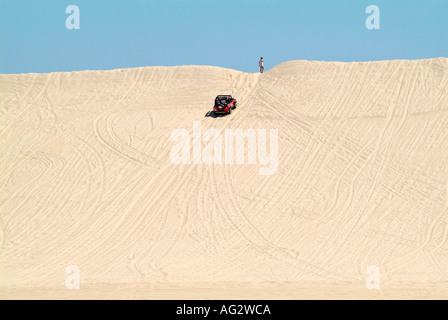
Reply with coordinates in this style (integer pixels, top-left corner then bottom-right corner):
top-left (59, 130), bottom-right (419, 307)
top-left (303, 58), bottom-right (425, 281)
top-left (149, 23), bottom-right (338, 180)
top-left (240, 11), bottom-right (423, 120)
top-left (1, 57), bottom-right (447, 76)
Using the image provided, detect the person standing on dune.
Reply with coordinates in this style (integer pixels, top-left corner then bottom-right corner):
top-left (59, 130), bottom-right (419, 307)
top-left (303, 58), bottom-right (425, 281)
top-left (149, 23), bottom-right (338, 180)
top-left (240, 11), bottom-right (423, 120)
top-left (259, 57), bottom-right (264, 73)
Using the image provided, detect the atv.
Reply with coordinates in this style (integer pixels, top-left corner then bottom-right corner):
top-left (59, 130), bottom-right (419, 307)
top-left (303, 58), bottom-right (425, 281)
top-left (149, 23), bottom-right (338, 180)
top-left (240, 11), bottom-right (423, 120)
top-left (213, 95), bottom-right (237, 115)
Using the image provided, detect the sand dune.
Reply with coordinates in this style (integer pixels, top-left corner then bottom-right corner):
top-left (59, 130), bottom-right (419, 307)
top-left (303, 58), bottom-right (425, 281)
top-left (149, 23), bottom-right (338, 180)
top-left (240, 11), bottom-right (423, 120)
top-left (1, 58), bottom-right (447, 299)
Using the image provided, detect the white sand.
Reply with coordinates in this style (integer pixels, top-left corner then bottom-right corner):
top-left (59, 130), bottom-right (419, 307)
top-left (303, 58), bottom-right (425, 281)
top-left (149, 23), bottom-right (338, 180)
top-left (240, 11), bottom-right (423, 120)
top-left (1, 59), bottom-right (447, 299)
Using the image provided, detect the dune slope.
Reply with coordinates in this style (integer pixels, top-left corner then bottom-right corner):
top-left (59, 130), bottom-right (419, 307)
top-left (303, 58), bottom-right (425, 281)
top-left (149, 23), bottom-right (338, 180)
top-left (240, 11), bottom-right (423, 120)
top-left (1, 59), bottom-right (447, 299)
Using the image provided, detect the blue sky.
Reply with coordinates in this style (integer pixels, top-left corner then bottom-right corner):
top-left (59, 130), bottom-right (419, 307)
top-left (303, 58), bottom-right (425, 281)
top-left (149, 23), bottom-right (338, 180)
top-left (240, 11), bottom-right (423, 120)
top-left (0, 0), bottom-right (447, 74)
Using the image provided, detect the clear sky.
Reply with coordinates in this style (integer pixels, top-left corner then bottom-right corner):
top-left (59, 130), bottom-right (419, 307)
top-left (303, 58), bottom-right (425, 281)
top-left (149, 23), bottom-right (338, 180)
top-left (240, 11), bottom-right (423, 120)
top-left (0, 0), bottom-right (447, 74)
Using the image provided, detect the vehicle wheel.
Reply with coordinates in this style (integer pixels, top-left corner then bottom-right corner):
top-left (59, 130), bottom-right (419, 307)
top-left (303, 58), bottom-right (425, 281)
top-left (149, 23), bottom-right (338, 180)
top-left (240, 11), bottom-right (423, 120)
top-left (234, 101), bottom-right (237, 109)
top-left (228, 107), bottom-right (232, 115)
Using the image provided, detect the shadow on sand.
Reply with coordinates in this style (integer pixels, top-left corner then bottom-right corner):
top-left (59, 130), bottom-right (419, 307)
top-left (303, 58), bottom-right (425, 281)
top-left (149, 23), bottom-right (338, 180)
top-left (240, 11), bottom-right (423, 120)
top-left (204, 111), bottom-right (231, 118)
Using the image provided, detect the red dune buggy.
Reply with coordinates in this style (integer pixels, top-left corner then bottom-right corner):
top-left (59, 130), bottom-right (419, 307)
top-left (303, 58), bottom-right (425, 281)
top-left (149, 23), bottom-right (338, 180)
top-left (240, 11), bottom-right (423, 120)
top-left (213, 95), bottom-right (237, 115)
